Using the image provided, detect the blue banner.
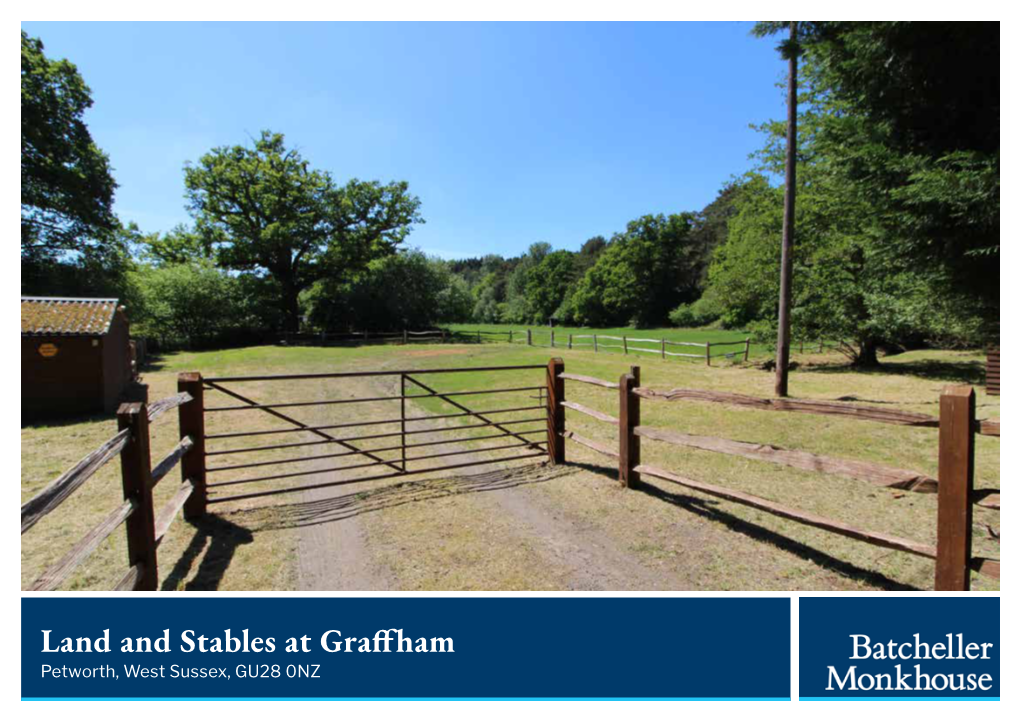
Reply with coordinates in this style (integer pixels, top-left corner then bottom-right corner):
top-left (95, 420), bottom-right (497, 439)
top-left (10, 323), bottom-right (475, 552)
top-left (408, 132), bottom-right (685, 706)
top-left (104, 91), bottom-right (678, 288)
top-left (799, 597), bottom-right (999, 700)
top-left (22, 597), bottom-right (789, 700)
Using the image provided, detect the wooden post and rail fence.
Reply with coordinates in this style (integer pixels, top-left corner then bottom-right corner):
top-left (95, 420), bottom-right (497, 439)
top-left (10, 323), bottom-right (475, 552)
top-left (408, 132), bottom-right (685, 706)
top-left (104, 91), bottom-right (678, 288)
top-left (23, 355), bottom-right (999, 592)
top-left (552, 359), bottom-right (1000, 591)
top-left (275, 327), bottom-right (857, 371)
top-left (279, 329), bottom-right (449, 346)
top-left (446, 329), bottom-right (865, 368)
top-left (21, 390), bottom-right (199, 591)
top-left (471, 330), bottom-right (755, 365)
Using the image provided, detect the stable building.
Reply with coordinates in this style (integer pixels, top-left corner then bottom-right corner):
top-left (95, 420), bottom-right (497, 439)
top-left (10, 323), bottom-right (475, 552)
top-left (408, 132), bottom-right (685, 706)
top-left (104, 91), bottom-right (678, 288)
top-left (22, 297), bottom-right (134, 419)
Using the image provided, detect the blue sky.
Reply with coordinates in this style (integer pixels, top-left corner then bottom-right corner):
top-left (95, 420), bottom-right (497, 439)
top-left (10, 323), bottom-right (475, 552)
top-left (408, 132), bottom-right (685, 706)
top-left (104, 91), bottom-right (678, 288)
top-left (22, 21), bottom-right (786, 259)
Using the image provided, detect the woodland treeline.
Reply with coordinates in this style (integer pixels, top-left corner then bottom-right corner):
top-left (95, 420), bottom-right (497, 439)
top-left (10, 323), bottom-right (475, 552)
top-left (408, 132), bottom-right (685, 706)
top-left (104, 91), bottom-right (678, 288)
top-left (22, 23), bottom-right (998, 365)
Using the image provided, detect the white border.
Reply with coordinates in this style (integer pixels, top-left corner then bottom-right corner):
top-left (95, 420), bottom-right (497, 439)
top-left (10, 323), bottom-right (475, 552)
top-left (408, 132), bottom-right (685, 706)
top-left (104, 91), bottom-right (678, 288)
top-left (11, 5), bottom-right (1007, 720)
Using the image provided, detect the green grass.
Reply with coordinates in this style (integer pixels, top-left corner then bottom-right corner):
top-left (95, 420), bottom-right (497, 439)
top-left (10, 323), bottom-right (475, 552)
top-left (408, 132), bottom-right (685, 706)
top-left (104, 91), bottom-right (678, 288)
top-left (22, 341), bottom-right (999, 591)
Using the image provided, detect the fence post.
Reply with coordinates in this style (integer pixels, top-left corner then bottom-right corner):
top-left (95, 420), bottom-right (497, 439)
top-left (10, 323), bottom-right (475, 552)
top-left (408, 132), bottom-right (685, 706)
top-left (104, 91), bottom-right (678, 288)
top-left (568, 334), bottom-right (573, 350)
top-left (623, 336), bottom-right (628, 355)
top-left (527, 329), bottom-right (532, 346)
top-left (118, 402), bottom-right (158, 591)
top-left (935, 385), bottom-right (975, 591)
top-left (705, 342), bottom-right (711, 366)
top-left (547, 358), bottom-right (565, 464)
top-left (178, 372), bottom-right (206, 519)
top-left (661, 338), bottom-right (666, 359)
top-left (818, 340), bottom-right (824, 352)
top-left (403, 329), bottom-right (408, 345)
top-left (618, 366), bottom-right (641, 488)
top-left (509, 330), bottom-right (513, 344)
top-left (594, 335), bottom-right (599, 353)
top-left (744, 338), bottom-right (751, 362)
top-left (551, 330), bottom-right (555, 348)
top-left (400, 374), bottom-right (407, 472)
top-left (478, 330), bottom-right (482, 344)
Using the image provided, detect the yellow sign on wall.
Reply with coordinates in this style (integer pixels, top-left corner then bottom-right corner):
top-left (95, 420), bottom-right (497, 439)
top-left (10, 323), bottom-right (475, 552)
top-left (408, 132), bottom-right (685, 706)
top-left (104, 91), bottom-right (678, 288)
top-left (38, 342), bottom-right (59, 358)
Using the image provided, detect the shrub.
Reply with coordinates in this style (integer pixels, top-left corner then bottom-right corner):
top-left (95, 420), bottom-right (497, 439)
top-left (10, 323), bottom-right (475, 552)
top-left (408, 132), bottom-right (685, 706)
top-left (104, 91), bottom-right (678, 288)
top-left (669, 295), bottom-right (723, 327)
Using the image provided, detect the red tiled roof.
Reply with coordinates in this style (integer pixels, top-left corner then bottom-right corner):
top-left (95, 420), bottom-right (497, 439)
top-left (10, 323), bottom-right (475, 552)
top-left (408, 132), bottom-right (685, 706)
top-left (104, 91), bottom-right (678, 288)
top-left (21, 297), bottom-right (120, 336)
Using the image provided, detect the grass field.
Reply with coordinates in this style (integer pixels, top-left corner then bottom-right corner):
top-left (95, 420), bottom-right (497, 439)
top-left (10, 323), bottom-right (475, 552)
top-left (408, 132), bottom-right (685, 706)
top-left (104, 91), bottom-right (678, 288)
top-left (21, 341), bottom-right (999, 592)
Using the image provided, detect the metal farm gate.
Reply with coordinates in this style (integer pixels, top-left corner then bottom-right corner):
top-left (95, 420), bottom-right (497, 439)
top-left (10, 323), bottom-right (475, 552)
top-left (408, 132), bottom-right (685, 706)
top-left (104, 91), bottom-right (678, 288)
top-left (177, 362), bottom-right (564, 509)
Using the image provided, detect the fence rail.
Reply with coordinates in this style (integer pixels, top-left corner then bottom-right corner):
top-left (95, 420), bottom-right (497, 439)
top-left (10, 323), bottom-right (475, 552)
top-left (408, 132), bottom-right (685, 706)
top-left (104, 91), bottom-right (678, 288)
top-left (631, 425), bottom-right (938, 492)
top-left (22, 390), bottom-right (199, 591)
top-left (556, 362), bottom-right (1000, 590)
top-left (632, 386), bottom-right (1000, 438)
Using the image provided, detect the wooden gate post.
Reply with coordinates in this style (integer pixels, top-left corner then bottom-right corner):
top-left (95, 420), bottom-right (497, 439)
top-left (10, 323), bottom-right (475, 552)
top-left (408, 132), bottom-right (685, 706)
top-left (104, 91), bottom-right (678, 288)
top-left (178, 372), bottom-right (206, 519)
top-left (619, 366), bottom-right (641, 488)
top-left (547, 358), bottom-right (566, 464)
top-left (118, 402), bottom-right (158, 591)
top-left (936, 385), bottom-right (976, 590)
top-left (987, 348), bottom-right (1000, 396)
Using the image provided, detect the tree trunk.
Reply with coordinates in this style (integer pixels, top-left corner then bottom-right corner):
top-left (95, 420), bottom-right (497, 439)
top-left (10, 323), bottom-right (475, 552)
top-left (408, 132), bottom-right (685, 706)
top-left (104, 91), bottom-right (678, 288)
top-left (852, 339), bottom-right (880, 368)
top-left (283, 285), bottom-right (301, 333)
top-left (774, 21), bottom-right (798, 398)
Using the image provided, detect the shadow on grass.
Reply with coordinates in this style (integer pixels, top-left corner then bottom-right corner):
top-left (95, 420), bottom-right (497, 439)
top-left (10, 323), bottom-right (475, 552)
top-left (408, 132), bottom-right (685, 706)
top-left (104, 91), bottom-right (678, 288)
top-left (804, 358), bottom-right (986, 386)
top-left (21, 410), bottom-right (112, 430)
top-left (228, 462), bottom-right (573, 532)
top-left (570, 460), bottom-right (921, 592)
top-left (161, 515), bottom-right (254, 591)
top-left (139, 352), bottom-right (169, 373)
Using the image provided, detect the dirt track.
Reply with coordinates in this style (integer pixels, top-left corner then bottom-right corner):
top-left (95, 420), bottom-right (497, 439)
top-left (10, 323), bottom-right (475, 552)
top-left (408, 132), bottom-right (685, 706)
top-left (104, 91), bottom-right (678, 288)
top-left (281, 371), bottom-right (687, 591)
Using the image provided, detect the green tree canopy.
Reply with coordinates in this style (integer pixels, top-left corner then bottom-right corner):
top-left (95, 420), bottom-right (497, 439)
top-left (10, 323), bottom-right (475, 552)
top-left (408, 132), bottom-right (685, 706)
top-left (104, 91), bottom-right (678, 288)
top-left (705, 37), bottom-right (993, 366)
top-left (307, 250), bottom-right (456, 331)
top-left (21, 31), bottom-right (123, 299)
top-left (525, 249), bottom-right (577, 323)
top-left (803, 22), bottom-right (999, 316)
top-left (129, 260), bottom-right (245, 349)
top-left (21, 32), bottom-right (117, 260)
top-left (568, 213), bottom-right (698, 327)
top-left (137, 224), bottom-right (212, 266)
top-left (184, 131), bottom-right (423, 330)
